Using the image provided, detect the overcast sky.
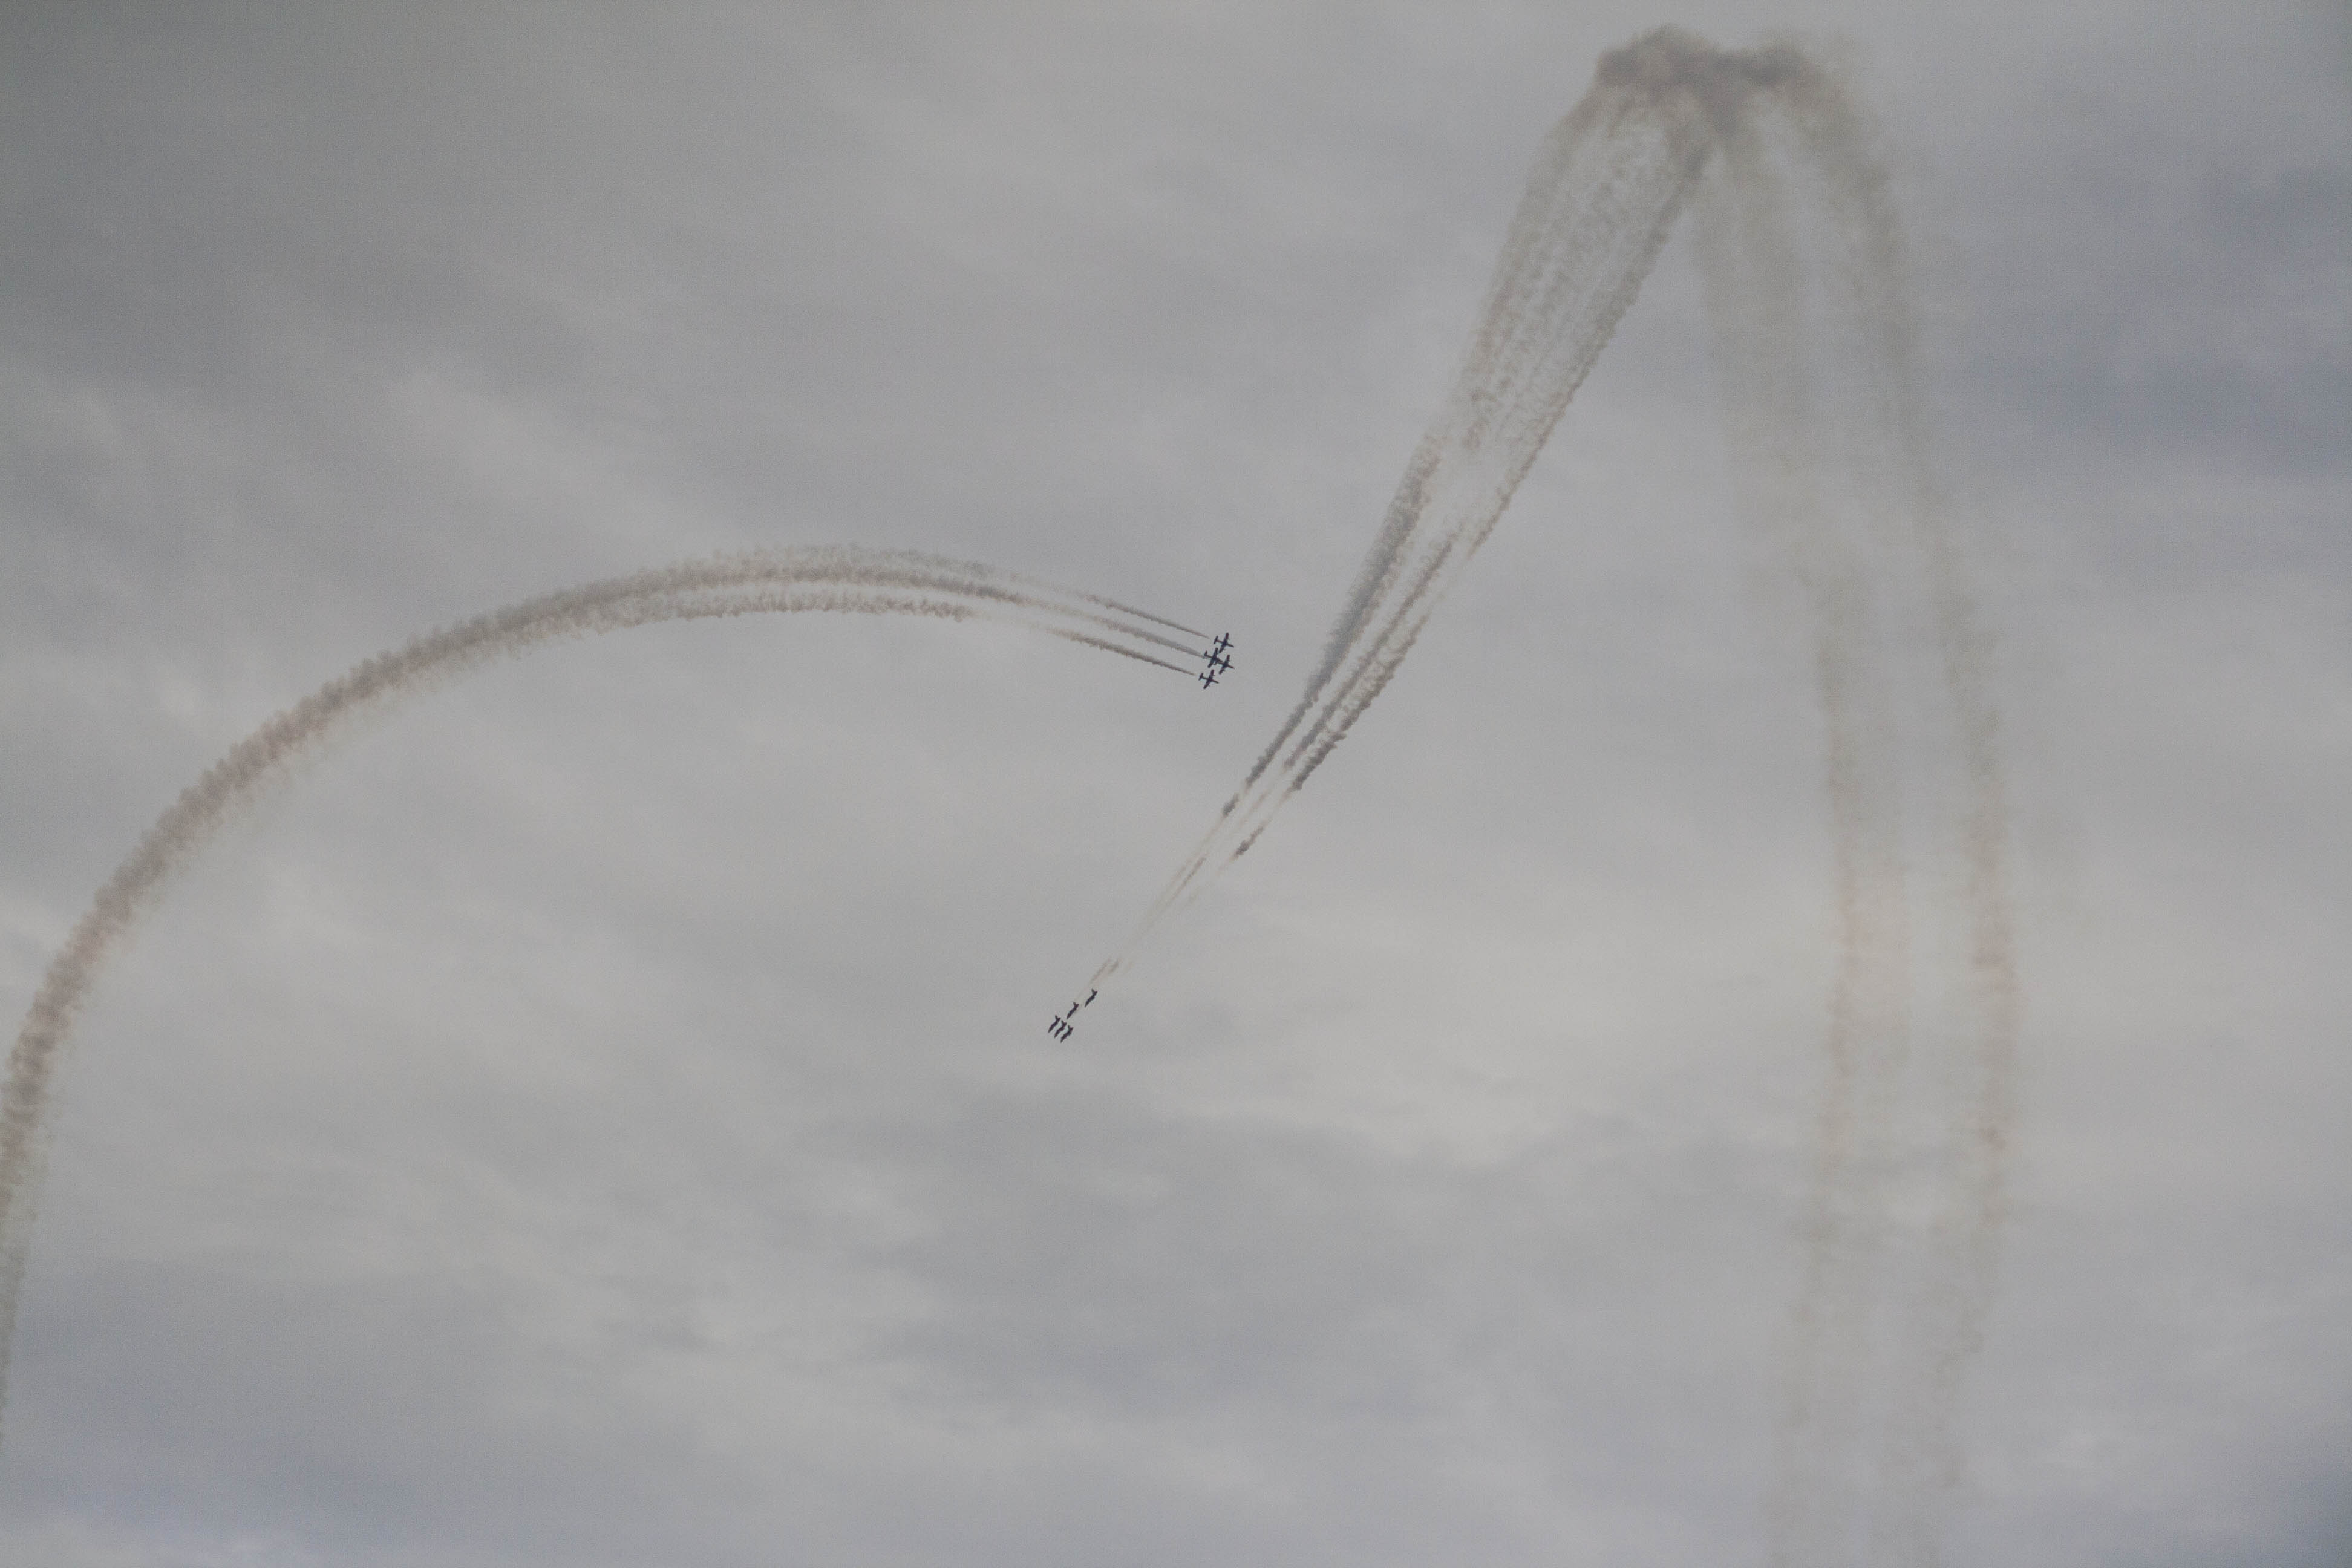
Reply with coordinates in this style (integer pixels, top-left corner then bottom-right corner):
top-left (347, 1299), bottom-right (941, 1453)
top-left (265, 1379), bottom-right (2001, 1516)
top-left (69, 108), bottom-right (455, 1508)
top-left (2, 4), bottom-right (2348, 1565)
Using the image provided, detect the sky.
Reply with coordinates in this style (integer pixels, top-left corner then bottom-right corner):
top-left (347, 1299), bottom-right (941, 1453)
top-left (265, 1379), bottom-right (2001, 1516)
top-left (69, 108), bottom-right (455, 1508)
top-left (2, 3), bottom-right (2348, 1565)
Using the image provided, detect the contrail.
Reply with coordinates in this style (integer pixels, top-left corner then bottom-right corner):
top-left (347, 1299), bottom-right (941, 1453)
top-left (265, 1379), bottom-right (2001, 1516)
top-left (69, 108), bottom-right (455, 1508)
top-left (1681, 49), bottom-right (2022, 1568)
top-left (1692, 77), bottom-right (1938, 1567)
top-left (0, 544), bottom-right (1200, 1438)
top-left (1086, 30), bottom-right (1800, 985)
top-left (1763, 57), bottom-right (2023, 1568)
top-left (1081, 26), bottom-right (2019, 1566)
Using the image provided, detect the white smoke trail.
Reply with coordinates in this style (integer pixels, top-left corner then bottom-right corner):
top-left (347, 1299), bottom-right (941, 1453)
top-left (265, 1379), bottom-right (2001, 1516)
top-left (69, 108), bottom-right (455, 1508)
top-left (0, 544), bottom-right (1200, 1439)
top-left (1693, 96), bottom-right (1917, 1567)
top-left (1666, 49), bottom-right (2023, 1567)
top-left (1765, 59), bottom-right (2023, 1568)
top-left (1088, 30), bottom-right (1798, 985)
top-left (1084, 26), bottom-right (2018, 1567)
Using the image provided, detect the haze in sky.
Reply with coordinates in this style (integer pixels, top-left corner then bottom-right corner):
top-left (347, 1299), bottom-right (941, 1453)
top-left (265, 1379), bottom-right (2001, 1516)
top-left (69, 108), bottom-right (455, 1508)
top-left (1, 4), bottom-right (2346, 1566)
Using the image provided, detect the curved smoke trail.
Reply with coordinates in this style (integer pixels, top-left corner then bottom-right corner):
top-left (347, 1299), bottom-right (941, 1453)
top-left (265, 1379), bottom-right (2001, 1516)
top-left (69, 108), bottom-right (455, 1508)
top-left (1087, 26), bottom-right (2017, 1567)
top-left (1090, 30), bottom-right (1800, 983)
top-left (1749, 59), bottom-right (2022, 1568)
top-left (1693, 74), bottom-right (1924, 1566)
top-left (5, 30), bottom-right (2019, 1561)
top-left (0, 544), bottom-right (1201, 1437)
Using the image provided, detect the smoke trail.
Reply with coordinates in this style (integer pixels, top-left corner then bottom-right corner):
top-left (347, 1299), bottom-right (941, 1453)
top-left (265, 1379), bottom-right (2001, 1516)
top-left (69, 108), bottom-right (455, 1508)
top-left (0, 544), bottom-right (1199, 1439)
top-left (1083, 26), bottom-right (2018, 1567)
top-left (1768, 61), bottom-right (2023, 1568)
top-left (1692, 94), bottom-right (1917, 1568)
top-left (1691, 45), bottom-right (2019, 1568)
top-left (1088, 30), bottom-right (1807, 987)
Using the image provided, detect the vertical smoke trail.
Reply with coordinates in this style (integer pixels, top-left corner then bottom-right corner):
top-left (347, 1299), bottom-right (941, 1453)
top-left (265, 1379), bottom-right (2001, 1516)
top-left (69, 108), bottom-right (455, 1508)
top-left (1769, 62), bottom-right (2025, 1568)
top-left (0, 546), bottom-right (1200, 1440)
top-left (1694, 95), bottom-right (1924, 1568)
top-left (1692, 51), bottom-right (2020, 1568)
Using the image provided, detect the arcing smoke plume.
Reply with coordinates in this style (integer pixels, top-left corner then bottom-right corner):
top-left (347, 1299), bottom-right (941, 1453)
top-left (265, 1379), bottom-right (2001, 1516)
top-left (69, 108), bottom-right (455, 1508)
top-left (0, 545), bottom-right (1202, 1437)
top-left (1091, 27), bottom-right (2017, 1567)
top-left (1090, 30), bottom-right (1789, 979)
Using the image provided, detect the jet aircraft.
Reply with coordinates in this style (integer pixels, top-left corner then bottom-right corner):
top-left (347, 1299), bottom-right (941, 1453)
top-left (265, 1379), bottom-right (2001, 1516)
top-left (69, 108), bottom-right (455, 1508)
top-left (1199, 633), bottom-right (1235, 688)
top-left (1047, 988), bottom-right (1098, 1041)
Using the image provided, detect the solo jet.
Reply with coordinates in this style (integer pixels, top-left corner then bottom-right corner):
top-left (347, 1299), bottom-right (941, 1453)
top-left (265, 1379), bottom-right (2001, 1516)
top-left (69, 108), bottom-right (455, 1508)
top-left (1199, 633), bottom-right (1235, 689)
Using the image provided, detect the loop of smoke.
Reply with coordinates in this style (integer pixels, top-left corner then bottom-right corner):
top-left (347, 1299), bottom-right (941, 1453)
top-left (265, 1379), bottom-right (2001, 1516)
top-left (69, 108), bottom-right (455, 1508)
top-left (0, 544), bottom-right (1203, 1435)
top-left (1091, 27), bottom-right (2017, 1567)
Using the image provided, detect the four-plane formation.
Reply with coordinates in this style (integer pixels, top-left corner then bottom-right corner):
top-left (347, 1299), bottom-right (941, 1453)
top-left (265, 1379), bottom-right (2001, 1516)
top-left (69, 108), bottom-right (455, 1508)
top-left (1198, 632), bottom-right (1235, 689)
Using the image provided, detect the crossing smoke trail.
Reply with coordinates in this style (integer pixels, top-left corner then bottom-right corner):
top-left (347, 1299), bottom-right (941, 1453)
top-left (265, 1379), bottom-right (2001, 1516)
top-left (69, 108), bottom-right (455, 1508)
top-left (1088, 26), bottom-right (2017, 1568)
top-left (0, 544), bottom-right (1201, 1437)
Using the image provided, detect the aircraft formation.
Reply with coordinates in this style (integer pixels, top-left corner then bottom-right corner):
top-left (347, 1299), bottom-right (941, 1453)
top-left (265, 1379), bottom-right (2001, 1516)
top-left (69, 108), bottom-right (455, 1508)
top-left (1045, 989), bottom-right (1096, 1042)
top-left (1198, 632), bottom-right (1235, 688)
top-left (1045, 633), bottom-right (1230, 1041)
